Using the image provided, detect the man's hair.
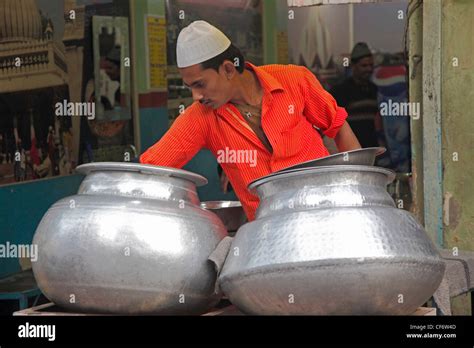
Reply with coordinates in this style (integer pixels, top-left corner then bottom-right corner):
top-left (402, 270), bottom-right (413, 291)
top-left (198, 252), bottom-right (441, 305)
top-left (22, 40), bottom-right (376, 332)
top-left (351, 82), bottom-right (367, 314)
top-left (351, 54), bottom-right (372, 64)
top-left (350, 42), bottom-right (372, 64)
top-left (200, 43), bottom-right (245, 74)
top-left (105, 57), bottom-right (120, 66)
top-left (105, 46), bottom-right (121, 66)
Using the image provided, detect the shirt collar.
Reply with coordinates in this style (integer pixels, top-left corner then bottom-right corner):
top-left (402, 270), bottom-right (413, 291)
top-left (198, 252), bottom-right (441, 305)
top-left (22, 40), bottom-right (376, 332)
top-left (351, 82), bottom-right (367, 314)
top-left (216, 62), bottom-right (284, 115)
top-left (245, 61), bottom-right (284, 93)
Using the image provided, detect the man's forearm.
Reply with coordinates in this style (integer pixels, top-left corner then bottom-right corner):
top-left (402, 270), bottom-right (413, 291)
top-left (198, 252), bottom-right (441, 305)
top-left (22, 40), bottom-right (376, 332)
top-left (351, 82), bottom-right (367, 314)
top-left (334, 121), bottom-right (361, 152)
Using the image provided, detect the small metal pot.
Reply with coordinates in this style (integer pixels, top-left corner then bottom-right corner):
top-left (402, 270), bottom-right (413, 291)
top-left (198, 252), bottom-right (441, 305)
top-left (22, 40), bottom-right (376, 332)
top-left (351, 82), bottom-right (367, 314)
top-left (200, 201), bottom-right (247, 233)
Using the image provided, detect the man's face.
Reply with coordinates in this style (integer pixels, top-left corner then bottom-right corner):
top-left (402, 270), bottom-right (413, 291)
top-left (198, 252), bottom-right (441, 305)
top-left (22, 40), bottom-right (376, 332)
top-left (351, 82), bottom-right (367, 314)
top-left (104, 60), bottom-right (120, 81)
top-left (179, 64), bottom-right (233, 109)
top-left (352, 56), bottom-right (374, 82)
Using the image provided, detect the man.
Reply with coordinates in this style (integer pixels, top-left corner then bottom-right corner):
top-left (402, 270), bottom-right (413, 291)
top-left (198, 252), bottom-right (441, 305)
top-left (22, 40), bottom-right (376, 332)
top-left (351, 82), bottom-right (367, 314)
top-left (104, 46), bottom-right (121, 82)
top-left (140, 21), bottom-right (361, 221)
top-left (102, 46), bottom-right (122, 109)
top-left (330, 42), bottom-right (382, 148)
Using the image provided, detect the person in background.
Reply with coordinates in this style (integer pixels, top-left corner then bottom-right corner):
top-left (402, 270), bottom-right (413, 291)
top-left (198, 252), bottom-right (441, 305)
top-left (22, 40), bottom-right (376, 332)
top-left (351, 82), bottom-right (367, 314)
top-left (330, 42), bottom-right (385, 149)
top-left (373, 54), bottom-right (410, 172)
top-left (102, 46), bottom-right (122, 109)
top-left (104, 46), bottom-right (121, 82)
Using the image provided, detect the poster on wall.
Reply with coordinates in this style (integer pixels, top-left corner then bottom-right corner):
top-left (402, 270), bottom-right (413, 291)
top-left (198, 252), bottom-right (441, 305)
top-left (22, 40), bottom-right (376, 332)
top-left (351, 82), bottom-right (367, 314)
top-left (277, 31), bottom-right (289, 64)
top-left (0, 0), bottom-right (135, 187)
top-left (91, 16), bottom-right (131, 122)
top-left (79, 2), bottom-right (135, 165)
top-left (145, 15), bottom-right (168, 91)
top-left (0, 0), bottom-right (72, 186)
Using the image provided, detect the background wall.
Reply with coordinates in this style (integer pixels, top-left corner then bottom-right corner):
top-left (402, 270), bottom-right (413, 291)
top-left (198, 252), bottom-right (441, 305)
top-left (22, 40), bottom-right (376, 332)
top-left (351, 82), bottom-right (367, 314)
top-left (133, 0), bottom-right (169, 154)
top-left (441, 0), bottom-right (474, 253)
top-left (288, 0), bottom-right (408, 65)
top-left (0, 175), bottom-right (83, 277)
top-left (440, 0), bottom-right (474, 314)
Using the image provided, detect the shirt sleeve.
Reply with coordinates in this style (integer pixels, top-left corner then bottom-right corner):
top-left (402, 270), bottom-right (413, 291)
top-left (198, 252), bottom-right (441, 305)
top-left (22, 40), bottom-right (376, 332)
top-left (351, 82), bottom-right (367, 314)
top-left (300, 66), bottom-right (348, 138)
top-left (139, 105), bottom-right (208, 168)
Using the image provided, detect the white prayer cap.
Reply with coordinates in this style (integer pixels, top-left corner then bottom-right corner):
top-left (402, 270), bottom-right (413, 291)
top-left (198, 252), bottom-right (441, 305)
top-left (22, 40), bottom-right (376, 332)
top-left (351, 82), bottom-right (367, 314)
top-left (176, 21), bottom-right (231, 68)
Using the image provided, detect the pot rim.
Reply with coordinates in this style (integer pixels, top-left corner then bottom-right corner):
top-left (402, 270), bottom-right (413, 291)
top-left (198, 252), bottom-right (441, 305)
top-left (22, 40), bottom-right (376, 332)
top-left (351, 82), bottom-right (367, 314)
top-left (276, 146), bottom-right (386, 172)
top-left (200, 201), bottom-right (243, 210)
top-left (248, 165), bottom-right (396, 191)
top-left (76, 162), bottom-right (208, 186)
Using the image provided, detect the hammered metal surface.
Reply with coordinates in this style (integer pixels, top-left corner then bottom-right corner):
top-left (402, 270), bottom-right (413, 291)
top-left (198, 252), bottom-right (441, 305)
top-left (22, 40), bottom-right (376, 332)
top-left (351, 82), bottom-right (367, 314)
top-left (249, 165), bottom-right (396, 193)
top-left (220, 165), bottom-right (445, 315)
top-left (32, 163), bottom-right (227, 314)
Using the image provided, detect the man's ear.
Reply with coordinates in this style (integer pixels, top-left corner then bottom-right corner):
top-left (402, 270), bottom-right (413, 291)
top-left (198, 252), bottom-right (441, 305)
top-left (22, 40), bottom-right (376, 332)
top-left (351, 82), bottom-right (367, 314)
top-left (221, 61), bottom-right (237, 80)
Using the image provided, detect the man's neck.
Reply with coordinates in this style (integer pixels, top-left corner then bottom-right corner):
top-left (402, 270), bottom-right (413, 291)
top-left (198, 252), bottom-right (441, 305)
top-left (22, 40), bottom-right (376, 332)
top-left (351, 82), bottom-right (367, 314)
top-left (230, 68), bottom-right (263, 106)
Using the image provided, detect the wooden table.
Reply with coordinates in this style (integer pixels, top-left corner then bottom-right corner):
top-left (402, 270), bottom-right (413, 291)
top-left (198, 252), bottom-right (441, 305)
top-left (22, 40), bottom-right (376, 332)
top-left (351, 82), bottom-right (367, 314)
top-left (13, 302), bottom-right (437, 316)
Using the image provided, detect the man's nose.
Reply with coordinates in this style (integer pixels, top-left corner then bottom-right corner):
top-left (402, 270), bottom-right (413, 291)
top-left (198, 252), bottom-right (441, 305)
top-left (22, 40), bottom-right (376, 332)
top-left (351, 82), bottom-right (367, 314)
top-left (191, 89), bottom-right (203, 102)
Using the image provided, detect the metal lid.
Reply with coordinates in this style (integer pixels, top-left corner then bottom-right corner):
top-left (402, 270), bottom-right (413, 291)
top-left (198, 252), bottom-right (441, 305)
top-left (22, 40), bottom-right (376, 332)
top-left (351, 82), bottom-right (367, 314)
top-left (248, 165), bottom-right (396, 191)
top-left (76, 162), bottom-right (208, 186)
top-left (276, 147), bottom-right (386, 173)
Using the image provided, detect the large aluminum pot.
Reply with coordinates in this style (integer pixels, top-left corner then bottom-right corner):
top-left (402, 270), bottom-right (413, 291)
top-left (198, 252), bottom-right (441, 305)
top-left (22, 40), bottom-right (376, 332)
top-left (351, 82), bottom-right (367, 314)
top-left (32, 162), bottom-right (227, 314)
top-left (219, 165), bottom-right (445, 315)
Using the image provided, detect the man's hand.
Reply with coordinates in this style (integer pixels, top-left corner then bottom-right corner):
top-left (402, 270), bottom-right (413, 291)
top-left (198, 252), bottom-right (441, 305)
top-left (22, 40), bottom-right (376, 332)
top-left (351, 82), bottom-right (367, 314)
top-left (334, 121), bottom-right (362, 152)
top-left (220, 170), bottom-right (230, 193)
top-left (217, 164), bottom-right (231, 193)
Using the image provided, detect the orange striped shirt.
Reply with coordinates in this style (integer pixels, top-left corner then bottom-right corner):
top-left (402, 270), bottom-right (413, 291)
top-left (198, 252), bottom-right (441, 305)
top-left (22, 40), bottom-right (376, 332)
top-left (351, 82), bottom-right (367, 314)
top-left (140, 62), bottom-right (347, 221)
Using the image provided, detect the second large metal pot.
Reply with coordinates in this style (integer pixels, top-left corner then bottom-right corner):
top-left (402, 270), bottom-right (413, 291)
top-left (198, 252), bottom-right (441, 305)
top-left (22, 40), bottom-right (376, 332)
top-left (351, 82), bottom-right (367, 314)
top-left (219, 165), bottom-right (445, 315)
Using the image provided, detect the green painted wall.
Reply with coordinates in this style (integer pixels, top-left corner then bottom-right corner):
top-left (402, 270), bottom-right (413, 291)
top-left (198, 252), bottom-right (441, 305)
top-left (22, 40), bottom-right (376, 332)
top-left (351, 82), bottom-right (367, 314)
top-left (263, 0), bottom-right (277, 64)
top-left (0, 175), bottom-right (84, 277)
top-left (133, 0), bottom-right (166, 95)
top-left (441, 0), bottom-right (474, 252)
top-left (263, 0), bottom-right (288, 64)
top-left (409, 0), bottom-right (473, 314)
top-left (440, 0), bottom-right (474, 315)
top-left (132, 0), bottom-right (169, 152)
top-left (408, 1), bottom-right (424, 226)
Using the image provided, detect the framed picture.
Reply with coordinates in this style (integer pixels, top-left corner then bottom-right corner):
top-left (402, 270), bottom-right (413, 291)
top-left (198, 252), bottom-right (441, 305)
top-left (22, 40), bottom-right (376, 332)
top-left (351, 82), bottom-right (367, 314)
top-left (92, 16), bottom-right (131, 122)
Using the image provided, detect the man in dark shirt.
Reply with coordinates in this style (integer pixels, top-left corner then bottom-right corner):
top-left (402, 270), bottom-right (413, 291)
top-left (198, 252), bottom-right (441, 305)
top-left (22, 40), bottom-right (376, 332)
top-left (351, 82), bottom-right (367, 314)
top-left (330, 42), bottom-right (381, 148)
